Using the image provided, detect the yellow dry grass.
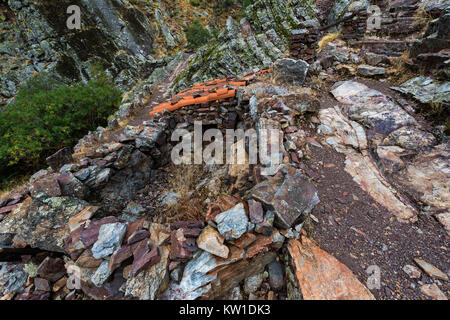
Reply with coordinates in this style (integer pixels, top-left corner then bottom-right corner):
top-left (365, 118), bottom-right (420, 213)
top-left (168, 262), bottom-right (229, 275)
top-left (0, 174), bottom-right (30, 202)
top-left (163, 162), bottom-right (207, 222)
top-left (413, 6), bottom-right (435, 35)
top-left (390, 50), bottom-right (416, 85)
top-left (317, 32), bottom-right (341, 53)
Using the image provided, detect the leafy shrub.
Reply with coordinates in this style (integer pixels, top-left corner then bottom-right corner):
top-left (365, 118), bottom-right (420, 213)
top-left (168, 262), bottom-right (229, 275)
top-left (0, 72), bottom-right (122, 170)
top-left (186, 19), bottom-right (210, 50)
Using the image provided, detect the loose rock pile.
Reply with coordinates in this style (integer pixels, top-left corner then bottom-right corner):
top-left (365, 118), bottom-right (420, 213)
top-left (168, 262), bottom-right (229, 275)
top-left (0, 58), bottom-right (323, 300)
top-left (1, 0), bottom-right (449, 302)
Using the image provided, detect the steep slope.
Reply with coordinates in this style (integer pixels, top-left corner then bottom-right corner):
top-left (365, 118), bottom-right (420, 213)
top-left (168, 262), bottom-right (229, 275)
top-left (0, 0), bottom-right (242, 105)
top-left (0, 0), bottom-right (449, 302)
top-left (171, 0), bottom-right (320, 92)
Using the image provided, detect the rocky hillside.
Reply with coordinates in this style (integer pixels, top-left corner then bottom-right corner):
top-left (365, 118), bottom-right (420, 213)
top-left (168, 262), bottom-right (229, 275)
top-left (0, 0), bottom-right (242, 104)
top-left (0, 0), bottom-right (449, 301)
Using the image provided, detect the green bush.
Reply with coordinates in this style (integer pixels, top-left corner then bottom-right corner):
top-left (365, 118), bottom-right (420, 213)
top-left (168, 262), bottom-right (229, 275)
top-left (186, 19), bottom-right (210, 50)
top-left (0, 73), bottom-right (122, 170)
top-left (189, 0), bottom-right (200, 6)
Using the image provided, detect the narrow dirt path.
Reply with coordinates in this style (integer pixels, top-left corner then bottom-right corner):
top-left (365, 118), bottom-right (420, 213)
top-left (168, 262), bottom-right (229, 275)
top-left (304, 81), bottom-right (450, 300)
top-left (306, 143), bottom-right (449, 300)
top-left (77, 54), bottom-right (193, 152)
top-left (129, 54), bottom-right (193, 126)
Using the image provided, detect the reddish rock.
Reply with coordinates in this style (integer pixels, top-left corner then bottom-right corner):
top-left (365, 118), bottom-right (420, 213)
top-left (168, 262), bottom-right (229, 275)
top-left (217, 195), bottom-right (241, 212)
top-left (182, 228), bottom-right (202, 238)
top-left (124, 219), bottom-right (145, 241)
top-left (170, 228), bottom-right (194, 260)
top-left (36, 257), bottom-right (66, 282)
top-left (109, 244), bottom-right (135, 272)
top-left (130, 246), bottom-right (160, 277)
top-left (103, 269), bottom-right (126, 299)
top-left (80, 282), bottom-right (117, 300)
top-left (29, 174), bottom-right (61, 198)
top-left (75, 250), bottom-right (103, 268)
top-left (57, 172), bottom-right (88, 199)
top-left (182, 237), bottom-right (198, 253)
top-left (133, 239), bottom-right (150, 260)
top-left (79, 216), bottom-right (119, 247)
top-left (287, 237), bottom-right (375, 300)
top-left (171, 221), bottom-right (204, 230)
top-left (290, 152), bottom-right (300, 164)
top-left (297, 162), bottom-right (320, 181)
top-left (246, 234), bottom-right (275, 259)
top-left (0, 204), bottom-right (18, 215)
top-left (15, 290), bottom-right (50, 300)
top-left (230, 233), bottom-right (257, 249)
top-left (68, 206), bottom-right (99, 232)
top-left (205, 203), bottom-right (221, 222)
top-left (168, 261), bottom-right (180, 271)
top-left (248, 200), bottom-right (264, 224)
top-left (34, 278), bottom-right (51, 292)
top-left (127, 229), bottom-right (150, 245)
top-left (64, 225), bottom-right (87, 260)
top-left (252, 166), bottom-right (263, 184)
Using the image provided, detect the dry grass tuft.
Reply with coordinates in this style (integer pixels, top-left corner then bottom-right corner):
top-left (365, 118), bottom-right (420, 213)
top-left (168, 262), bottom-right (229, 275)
top-left (257, 70), bottom-right (306, 92)
top-left (317, 32), bottom-right (341, 53)
top-left (413, 6), bottom-right (435, 35)
top-left (390, 50), bottom-right (416, 85)
top-left (0, 174), bottom-right (30, 202)
top-left (164, 163), bottom-right (207, 222)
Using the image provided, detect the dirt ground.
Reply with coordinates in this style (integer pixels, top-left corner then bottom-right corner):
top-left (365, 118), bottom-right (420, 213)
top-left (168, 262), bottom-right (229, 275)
top-left (302, 78), bottom-right (449, 300)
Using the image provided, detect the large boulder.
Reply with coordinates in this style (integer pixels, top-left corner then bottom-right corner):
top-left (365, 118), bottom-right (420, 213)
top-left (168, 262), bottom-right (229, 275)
top-left (287, 237), bottom-right (375, 300)
top-left (163, 230), bottom-right (284, 300)
top-left (0, 196), bottom-right (89, 252)
top-left (250, 165), bottom-right (319, 228)
top-left (392, 76), bottom-right (450, 105)
top-left (331, 81), bottom-right (417, 137)
top-left (273, 58), bottom-right (309, 86)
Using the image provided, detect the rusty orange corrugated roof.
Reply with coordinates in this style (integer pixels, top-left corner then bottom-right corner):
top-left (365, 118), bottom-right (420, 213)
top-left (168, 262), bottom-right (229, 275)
top-left (150, 69), bottom-right (271, 117)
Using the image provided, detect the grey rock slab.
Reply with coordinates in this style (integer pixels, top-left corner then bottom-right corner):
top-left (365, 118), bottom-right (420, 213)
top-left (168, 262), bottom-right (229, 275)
top-left (214, 203), bottom-right (249, 241)
top-left (92, 223), bottom-right (128, 259)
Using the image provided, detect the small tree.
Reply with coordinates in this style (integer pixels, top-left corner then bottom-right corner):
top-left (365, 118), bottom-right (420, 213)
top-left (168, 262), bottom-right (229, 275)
top-left (186, 19), bottom-right (210, 50)
top-left (0, 72), bottom-right (122, 171)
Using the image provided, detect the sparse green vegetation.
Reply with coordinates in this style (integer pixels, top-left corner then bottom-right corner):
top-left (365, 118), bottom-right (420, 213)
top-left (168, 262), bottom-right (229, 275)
top-left (0, 71), bottom-right (122, 176)
top-left (189, 0), bottom-right (201, 7)
top-left (186, 19), bottom-right (210, 50)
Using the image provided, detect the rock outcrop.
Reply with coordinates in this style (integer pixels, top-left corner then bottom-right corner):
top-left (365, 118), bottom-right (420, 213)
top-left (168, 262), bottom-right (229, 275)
top-left (171, 0), bottom-right (312, 92)
top-left (0, 0), bottom-right (241, 105)
top-left (1, 0), bottom-right (449, 302)
top-left (287, 237), bottom-right (375, 300)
